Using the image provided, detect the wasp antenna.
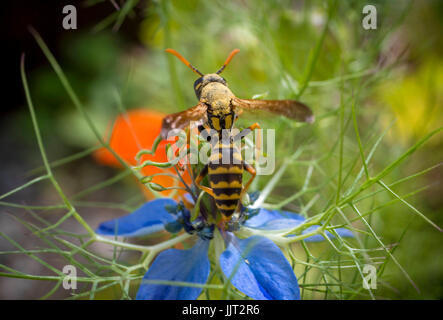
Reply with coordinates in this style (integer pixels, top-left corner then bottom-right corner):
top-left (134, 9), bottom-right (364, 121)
top-left (216, 49), bottom-right (240, 74)
top-left (165, 48), bottom-right (203, 76)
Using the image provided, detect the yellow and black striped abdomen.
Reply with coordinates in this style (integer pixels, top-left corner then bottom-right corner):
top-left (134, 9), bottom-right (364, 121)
top-left (208, 143), bottom-right (243, 217)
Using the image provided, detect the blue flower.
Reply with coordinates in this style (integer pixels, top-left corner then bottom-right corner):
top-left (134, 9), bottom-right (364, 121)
top-left (96, 196), bottom-right (353, 300)
top-left (136, 238), bottom-right (210, 300)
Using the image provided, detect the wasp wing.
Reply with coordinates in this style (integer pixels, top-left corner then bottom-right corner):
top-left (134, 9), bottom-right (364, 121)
top-left (161, 102), bottom-right (208, 139)
top-left (232, 97), bottom-right (314, 123)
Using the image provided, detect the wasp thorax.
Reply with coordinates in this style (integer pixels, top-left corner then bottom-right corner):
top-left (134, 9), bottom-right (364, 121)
top-left (199, 79), bottom-right (235, 117)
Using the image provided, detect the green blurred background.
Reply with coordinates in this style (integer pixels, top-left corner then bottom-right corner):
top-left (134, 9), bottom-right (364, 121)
top-left (0, 0), bottom-right (442, 299)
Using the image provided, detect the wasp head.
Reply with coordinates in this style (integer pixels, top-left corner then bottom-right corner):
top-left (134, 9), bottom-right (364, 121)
top-left (193, 74), bottom-right (227, 99)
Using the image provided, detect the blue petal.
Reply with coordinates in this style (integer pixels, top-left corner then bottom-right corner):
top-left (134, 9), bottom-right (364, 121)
top-left (220, 234), bottom-right (300, 300)
top-left (249, 218), bottom-right (304, 230)
top-left (96, 199), bottom-right (177, 237)
top-left (245, 208), bottom-right (305, 229)
top-left (136, 239), bottom-right (210, 300)
top-left (245, 209), bottom-right (355, 241)
top-left (301, 226), bottom-right (354, 242)
top-left (183, 193), bottom-right (195, 205)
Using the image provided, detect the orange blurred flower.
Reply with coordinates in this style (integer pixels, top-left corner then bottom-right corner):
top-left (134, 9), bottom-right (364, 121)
top-left (93, 109), bottom-right (191, 199)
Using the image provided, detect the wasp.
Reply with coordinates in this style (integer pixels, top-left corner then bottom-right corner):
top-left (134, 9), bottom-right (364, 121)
top-left (161, 49), bottom-right (314, 223)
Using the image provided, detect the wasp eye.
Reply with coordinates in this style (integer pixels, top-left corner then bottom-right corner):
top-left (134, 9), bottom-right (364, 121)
top-left (193, 77), bottom-right (204, 99)
top-left (193, 77), bottom-right (203, 90)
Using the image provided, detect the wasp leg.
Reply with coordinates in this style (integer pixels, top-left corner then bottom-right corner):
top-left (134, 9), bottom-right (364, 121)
top-left (240, 161), bottom-right (257, 199)
top-left (232, 122), bottom-right (262, 165)
top-left (173, 126), bottom-right (192, 172)
top-left (232, 122), bottom-right (261, 141)
top-left (245, 122), bottom-right (261, 132)
top-left (195, 164), bottom-right (216, 198)
top-left (235, 161), bottom-right (257, 214)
